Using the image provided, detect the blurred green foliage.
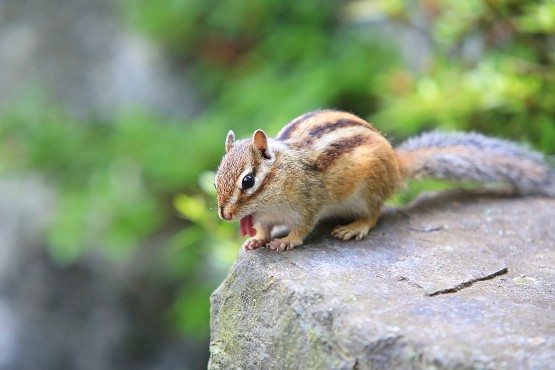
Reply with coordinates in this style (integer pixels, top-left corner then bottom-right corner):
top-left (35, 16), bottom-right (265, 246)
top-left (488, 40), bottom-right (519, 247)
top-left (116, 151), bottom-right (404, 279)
top-left (0, 93), bottom-right (246, 336)
top-left (373, 0), bottom-right (555, 153)
top-left (123, 0), bottom-right (398, 128)
top-left (0, 0), bottom-right (553, 341)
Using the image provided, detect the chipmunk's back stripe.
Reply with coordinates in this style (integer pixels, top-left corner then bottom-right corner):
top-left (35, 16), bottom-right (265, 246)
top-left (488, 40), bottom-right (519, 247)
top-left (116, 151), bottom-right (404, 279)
top-left (314, 134), bottom-right (371, 171)
top-left (288, 118), bottom-right (375, 150)
top-left (277, 110), bottom-right (323, 140)
top-left (278, 110), bottom-right (378, 142)
top-left (308, 118), bottom-right (377, 139)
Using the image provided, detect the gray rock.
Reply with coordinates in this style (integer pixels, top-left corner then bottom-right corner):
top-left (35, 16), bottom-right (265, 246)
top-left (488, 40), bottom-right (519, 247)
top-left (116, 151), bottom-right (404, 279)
top-left (209, 190), bottom-right (555, 370)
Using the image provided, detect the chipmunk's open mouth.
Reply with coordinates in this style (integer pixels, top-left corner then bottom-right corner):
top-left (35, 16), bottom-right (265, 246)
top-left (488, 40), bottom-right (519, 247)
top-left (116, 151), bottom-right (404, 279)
top-left (240, 214), bottom-right (256, 237)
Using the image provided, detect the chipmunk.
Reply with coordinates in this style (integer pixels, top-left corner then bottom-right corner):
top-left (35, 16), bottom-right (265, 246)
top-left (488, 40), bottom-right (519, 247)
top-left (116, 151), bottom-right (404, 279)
top-left (215, 110), bottom-right (555, 252)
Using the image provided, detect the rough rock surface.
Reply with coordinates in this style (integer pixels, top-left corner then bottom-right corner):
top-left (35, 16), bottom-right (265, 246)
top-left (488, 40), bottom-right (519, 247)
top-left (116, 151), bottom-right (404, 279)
top-left (209, 190), bottom-right (555, 370)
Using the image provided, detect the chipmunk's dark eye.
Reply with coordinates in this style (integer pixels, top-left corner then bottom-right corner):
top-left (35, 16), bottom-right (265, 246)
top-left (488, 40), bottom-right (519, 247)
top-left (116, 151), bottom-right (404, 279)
top-left (242, 174), bottom-right (255, 190)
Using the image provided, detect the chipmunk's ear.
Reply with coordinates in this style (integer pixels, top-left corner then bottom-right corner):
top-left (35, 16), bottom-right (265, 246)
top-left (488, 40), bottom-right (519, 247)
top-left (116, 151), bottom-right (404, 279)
top-left (253, 130), bottom-right (267, 151)
top-left (252, 129), bottom-right (271, 159)
top-left (225, 130), bottom-right (235, 153)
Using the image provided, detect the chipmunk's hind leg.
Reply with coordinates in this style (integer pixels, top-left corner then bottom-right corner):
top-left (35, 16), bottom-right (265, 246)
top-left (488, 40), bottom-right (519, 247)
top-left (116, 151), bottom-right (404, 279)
top-left (331, 203), bottom-right (381, 241)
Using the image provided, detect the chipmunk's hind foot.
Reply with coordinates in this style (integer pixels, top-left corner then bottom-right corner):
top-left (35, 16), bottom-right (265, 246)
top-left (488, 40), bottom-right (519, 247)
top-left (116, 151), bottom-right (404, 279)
top-left (331, 217), bottom-right (378, 241)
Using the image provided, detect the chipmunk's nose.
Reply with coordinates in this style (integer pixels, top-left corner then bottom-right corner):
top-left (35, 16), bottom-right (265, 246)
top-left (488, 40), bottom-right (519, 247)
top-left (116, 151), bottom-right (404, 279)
top-left (219, 206), bottom-right (233, 221)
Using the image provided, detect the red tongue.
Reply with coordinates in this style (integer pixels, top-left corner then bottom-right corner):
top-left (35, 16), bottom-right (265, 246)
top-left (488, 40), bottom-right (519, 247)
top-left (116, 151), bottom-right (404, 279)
top-left (240, 215), bottom-right (256, 237)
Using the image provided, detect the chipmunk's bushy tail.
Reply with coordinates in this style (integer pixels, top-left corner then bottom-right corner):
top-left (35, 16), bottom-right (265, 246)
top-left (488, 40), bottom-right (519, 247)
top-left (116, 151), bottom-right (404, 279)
top-left (395, 131), bottom-right (555, 197)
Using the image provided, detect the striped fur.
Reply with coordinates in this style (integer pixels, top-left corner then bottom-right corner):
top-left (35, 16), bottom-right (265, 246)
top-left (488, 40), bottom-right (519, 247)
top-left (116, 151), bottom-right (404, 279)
top-left (396, 131), bottom-right (555, 197)
top-left (216, 110), bottom-right (555, 251)
top-left (215, 109), bottom-right (400, 250)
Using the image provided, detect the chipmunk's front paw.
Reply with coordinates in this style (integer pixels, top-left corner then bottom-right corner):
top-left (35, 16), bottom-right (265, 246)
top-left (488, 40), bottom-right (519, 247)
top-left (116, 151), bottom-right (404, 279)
top-left (268, 237), bottom-right (300, 252)
top-left (243, 238), bottom-right (269, 251)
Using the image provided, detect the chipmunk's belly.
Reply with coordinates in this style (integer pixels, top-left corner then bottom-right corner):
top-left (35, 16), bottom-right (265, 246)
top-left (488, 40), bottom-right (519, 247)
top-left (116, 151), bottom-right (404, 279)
top-left (318, 186), bottom-right (368, 220)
